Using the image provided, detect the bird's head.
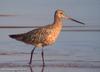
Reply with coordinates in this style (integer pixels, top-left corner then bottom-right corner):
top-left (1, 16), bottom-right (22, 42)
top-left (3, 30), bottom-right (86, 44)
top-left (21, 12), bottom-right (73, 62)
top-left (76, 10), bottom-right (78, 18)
top-left (55, 9), bottom-right (65, 19)
top-left (55, 9), bottom-right (85, 25)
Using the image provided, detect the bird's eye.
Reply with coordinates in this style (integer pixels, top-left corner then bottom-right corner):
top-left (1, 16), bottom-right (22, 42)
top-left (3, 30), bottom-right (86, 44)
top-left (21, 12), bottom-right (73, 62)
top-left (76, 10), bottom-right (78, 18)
top-left (60, 13), bottom-right (63, 14)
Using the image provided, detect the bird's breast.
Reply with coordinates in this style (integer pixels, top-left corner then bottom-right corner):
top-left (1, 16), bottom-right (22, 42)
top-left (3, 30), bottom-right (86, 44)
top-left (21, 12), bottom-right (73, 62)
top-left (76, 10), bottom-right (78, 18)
top-left (44, 26), bottom-right (62, 45)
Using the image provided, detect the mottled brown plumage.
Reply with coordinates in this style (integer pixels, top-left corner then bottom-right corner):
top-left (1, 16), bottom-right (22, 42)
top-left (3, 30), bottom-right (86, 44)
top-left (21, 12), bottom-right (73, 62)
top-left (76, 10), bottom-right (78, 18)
top-left (9, 9), bottom-right (85, 65)
top-left (9, 10), bottom-right (64, 48)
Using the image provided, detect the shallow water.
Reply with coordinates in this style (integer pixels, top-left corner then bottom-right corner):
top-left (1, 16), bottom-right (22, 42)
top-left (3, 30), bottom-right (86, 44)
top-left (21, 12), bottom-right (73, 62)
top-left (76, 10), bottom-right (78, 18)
top-left (0, 28), bottom-right (100, 72)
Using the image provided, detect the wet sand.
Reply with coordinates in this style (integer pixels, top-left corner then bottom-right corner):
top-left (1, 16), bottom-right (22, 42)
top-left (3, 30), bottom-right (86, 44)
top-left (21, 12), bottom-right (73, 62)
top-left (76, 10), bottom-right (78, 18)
top-left (0, 53), bottom-right (100, 72)
top-left (0, 28), bottom-right (100, 72)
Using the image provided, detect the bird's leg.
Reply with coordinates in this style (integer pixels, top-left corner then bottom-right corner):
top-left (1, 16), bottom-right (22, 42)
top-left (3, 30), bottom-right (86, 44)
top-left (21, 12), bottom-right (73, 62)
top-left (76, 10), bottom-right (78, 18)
top-left (29, 47), bottom-right (36, 65)
top-left (29, 65), bottom-right (34, 72)
top-left (41, 48), bottom-right (45, 66)
top-left (41, 64), bottom-right (45, 72)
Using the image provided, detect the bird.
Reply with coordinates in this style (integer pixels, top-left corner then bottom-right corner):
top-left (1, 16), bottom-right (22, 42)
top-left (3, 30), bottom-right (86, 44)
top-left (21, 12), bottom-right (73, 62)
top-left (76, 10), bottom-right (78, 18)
top-left (9, 9), bottom-right (85, 65)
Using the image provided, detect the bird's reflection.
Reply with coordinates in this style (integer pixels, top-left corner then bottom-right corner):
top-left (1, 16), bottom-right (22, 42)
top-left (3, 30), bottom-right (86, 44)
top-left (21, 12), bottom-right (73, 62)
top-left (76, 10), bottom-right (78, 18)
top-left (29, 64), bottom-right (45, 72)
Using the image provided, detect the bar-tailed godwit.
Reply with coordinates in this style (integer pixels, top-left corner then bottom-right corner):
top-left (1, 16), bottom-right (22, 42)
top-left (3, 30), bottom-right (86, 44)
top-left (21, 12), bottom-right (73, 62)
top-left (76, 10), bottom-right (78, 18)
top-left (9, 9), bottom-right (85, 65)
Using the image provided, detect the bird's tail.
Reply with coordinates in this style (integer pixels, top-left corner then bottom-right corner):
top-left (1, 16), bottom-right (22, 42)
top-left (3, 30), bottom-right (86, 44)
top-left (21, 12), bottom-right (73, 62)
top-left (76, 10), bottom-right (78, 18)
top-left (9, 34), bottom-right (24, 41)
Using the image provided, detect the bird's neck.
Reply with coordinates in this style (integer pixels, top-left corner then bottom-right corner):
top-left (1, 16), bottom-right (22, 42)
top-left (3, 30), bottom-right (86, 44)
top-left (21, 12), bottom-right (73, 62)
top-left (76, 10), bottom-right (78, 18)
top-left (53, 16), bottom-right (63, 26)
top-left (51, 16), bottom-right (63, 32)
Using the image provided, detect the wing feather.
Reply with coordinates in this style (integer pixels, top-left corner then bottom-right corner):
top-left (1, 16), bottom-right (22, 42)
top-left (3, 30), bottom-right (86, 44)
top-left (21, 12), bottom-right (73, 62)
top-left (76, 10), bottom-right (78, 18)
top-left (23, 25), bottom-right (53, 44)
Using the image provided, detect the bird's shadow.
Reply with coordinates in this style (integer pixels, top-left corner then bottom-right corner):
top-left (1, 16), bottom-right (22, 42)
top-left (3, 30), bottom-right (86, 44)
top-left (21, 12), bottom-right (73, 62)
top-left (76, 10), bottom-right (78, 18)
top-left (29, 65), bottom-right (45, 72)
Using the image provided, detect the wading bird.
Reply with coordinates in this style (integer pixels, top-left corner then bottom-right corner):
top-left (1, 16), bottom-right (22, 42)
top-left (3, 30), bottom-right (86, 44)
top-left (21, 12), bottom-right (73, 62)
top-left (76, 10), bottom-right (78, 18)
top-left (9, 9), bottom-right (85, 65)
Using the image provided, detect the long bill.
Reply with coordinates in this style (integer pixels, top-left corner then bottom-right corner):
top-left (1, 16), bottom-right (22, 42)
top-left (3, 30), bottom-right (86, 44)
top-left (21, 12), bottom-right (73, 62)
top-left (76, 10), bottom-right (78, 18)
top-left (64, 16), bottom-right (85, 25)
top-left (69, 18), bottom-right (85, 25)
